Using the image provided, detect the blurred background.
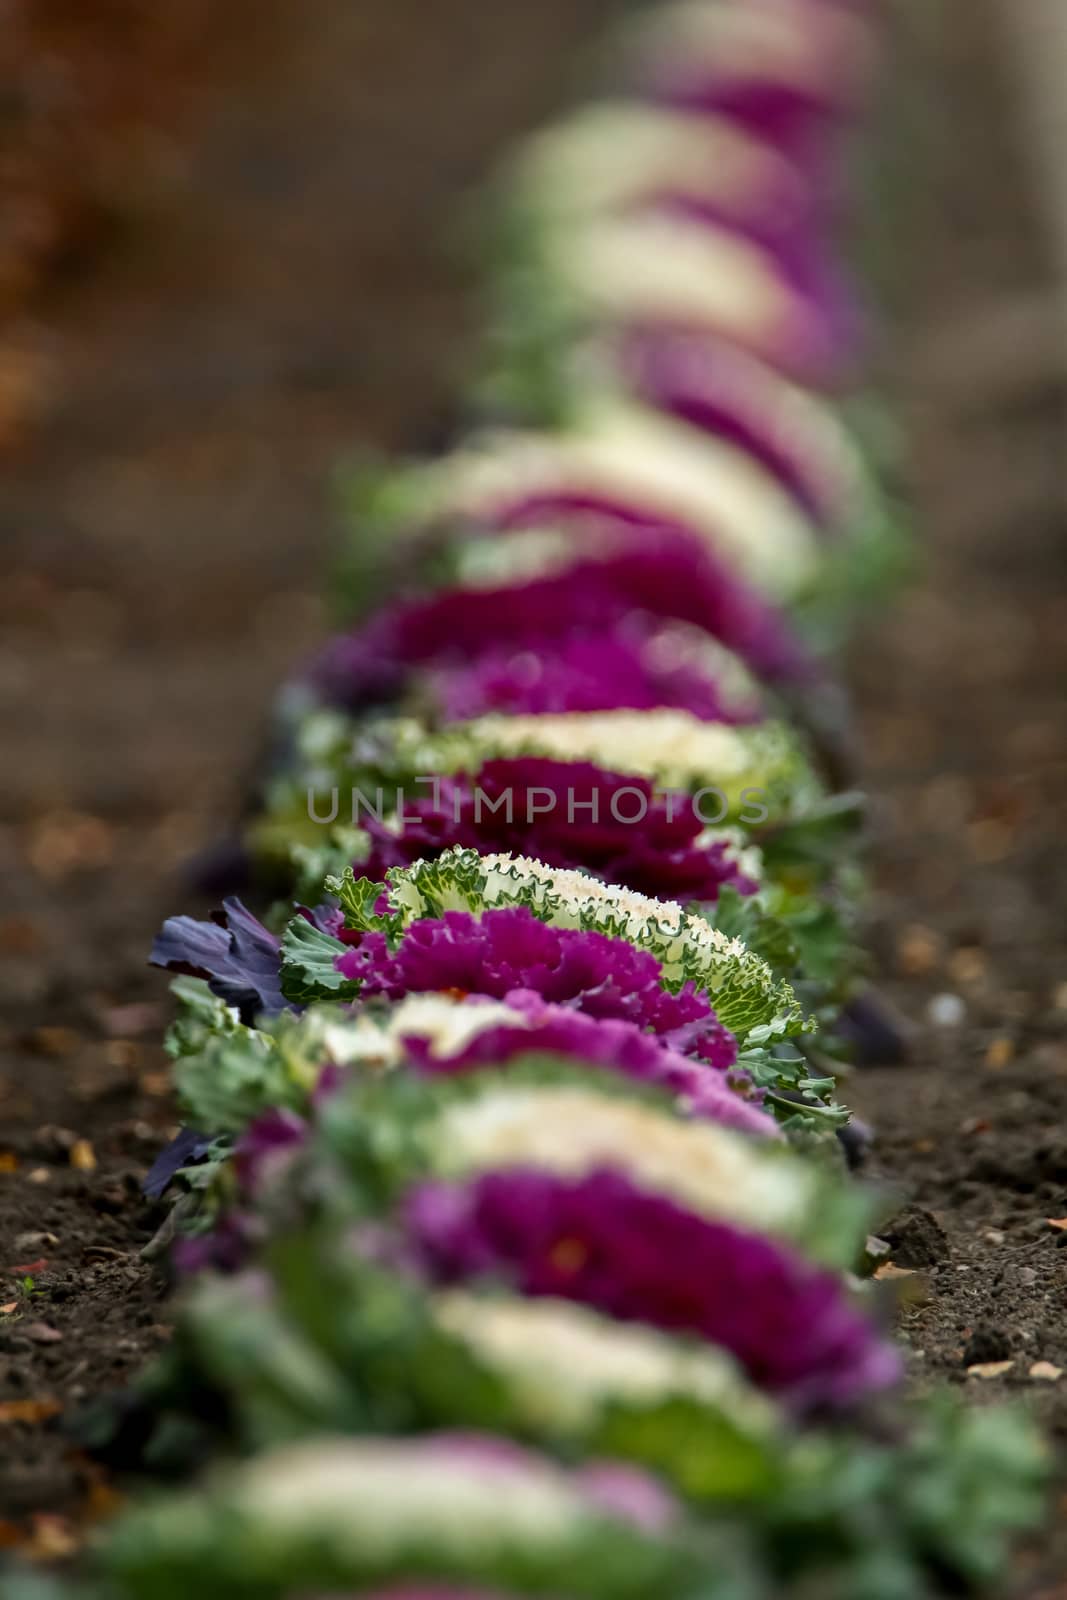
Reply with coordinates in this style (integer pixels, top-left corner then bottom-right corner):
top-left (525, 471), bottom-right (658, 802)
top-left (0, 0), bottom-right (1064, 1575)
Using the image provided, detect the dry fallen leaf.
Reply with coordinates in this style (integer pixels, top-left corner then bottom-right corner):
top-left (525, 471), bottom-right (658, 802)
top-left (104, 1039), bottom-right (140, 1071)
top-left (873, 1263), bottom-right (930, 1305)
top-left (967, 817), bottom-right (1013, 863)
top-left (24, 1513), bottom-right (79, 1560)
top-left (949, 946), bottom-right (986, 985)
top-left (0, 1303), bottom-right (16, 1315)
top-left (138, 1070), bottom-right (171, 1097)
top-left (1047, 1218), bottom-right (1067, 1232)
top-left (0, 1398), bottom-right (62, 1425)
top-left (27, 1026), bottom-right (82, 1058)
top-left (985, 1036), bottom-right (1015, 1070)
top-left (0, 1153), bottom-right (17, 1174)
top-left (26, 811), bottom-right (115, 880)
top-left (1029, 1361), bottom-right (1063, 1382)
top-left (69, 1138), bottom-right (96, 1171)
top-left (967, 1360), bottom-right (1015, 1379)
top-left (897, 924), bottom-right (943, 977)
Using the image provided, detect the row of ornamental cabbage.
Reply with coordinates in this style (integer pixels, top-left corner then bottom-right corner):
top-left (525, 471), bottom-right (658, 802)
top-left (7, 3), bottom-right (1045, 1597)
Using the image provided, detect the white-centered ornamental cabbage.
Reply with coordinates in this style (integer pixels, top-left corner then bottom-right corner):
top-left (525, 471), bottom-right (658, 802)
top-left (623, 0), bottom-right (877, 112)
top-left (431, 401), bottom-right (820, 600)
top-left (432, 1292), bottom-right (779, 1437)
top-left (345, 845), bottom-right (807, 1042)
top-left (430, 1081), bottom-right (820, 1236)
top-left (440, 709), bottom-right (807, 810)
top-left (511, 101), bottom-right (807, 225)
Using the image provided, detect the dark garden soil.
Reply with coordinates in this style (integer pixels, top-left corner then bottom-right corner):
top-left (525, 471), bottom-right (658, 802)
top-left (846, 15), bottom-right (1067, 1597)
top-left (0, 0), bottom-right (1064, 1588)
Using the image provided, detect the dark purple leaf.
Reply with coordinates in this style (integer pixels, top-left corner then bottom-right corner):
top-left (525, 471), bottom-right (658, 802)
top-left (143, 1127), bottom-right (214, 1200)
top-left (151, 897), bottom-right (288, 1020)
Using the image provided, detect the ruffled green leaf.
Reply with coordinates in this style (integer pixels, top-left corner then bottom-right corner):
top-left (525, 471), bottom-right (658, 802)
top-left (326, 848), bottom-right (810, 1044)
top-left (165, 976), bottom-right (248, 1061)
top-left (173, 1030), bottom-right (292, 1136)
top-left (278, 919), bottom-right (357, 1007)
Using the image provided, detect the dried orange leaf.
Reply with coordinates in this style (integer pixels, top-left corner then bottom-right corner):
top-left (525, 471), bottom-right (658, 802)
top-left (1029, 1361), bottom-right (1063, 1382)
top-left (26, 1514), bottom-right (79, 1559)
top-left (27, 1027), bottom-right (81, 1058)
top-left (966, 1359), bottom-right (1015, 1379)
top-left (69, 1139), bottom-right (96, 1171)
top-left (873, 1263), bottom-right (930, 1305)
top-left (897, 925), bottom-right (942, 977)
top-left (0, 1398), bottom-right (61, 1424)
top-left (1047, 1218), bottom-right (1067, 1232)
top-left (949, 946), bottom-right (986, 984)
top-left (984, 1036), bottom-right (1014, 1070)
top-left (139, 1070), bottom-right (170, 1098)
top-left (105, 1039), bottom-right (139, 1070)
top-left (0, 1153), bottom-right (17, 1174)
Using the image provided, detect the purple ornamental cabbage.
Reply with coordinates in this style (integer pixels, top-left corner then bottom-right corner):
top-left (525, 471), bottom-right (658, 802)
top-left (201, 991), bottom-right (774, 1229)
top-left (639, 193), bottom-right (865, 381)
top-left (405, 1434), bottom-right (678, 1536)
top-left (150, 905), bottom-right (743, 1075)
top-left (400, 991), bottom-right (775, 1137)
top-left (336, 907), bottom-right (738, 1073)
top-left (611, 325), bottom-right (856, 530)
top-left (233, 1106), bottom-right (309, 1193)
top-left (642, 0), bottom-right (875, 163)
top-left (310, 523), bottom-right (813, 710)
top-left (362, 758), bottom-right (759, 905)
top-left (660, 77), bottom-right (850, 169)
top-left (153, 903), bottom-right (738, 1076)
top-left (427, 629), bottom-right (757, 724)
top-left (172, 1213), bottom-right (260, 1276)
top-left (405, 1168), bottom-right (901, 1413)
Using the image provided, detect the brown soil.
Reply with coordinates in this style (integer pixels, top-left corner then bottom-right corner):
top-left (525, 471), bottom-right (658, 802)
top-left (0, 0), bottom-right (1064, 1587)
top-left (847, 14), bottom-right (1067, 1597)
